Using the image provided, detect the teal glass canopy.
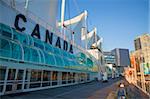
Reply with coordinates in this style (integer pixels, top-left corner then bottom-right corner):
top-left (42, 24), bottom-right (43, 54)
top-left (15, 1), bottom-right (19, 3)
top-left (0, 23), bottom-right (95, 71)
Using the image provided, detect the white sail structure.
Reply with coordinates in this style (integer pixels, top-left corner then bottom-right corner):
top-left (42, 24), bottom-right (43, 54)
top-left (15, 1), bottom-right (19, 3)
top-left (92, 37), bottom-right (103, 49)
top-left (57, 11), bottom-right (88, 48)
top-left (15, 0), bottom-right (58, 27)
top-left (81, 27), bottom-right (95, 40)
top-left (81, 27), bottom-right (96, 49)
top-left (58, 10), bottom-right (87, 27)
top-left (81, 27), bottom-right (103, 51)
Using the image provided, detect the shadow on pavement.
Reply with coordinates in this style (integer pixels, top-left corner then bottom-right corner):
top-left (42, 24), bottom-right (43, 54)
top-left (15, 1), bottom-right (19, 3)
top-left (1, 77), bottom-right (123, 99)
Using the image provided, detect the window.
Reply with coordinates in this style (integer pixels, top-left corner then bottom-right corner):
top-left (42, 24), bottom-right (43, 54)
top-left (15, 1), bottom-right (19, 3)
top-left (54, 55), bottom-right (64, 67)
top-left (80, 73), bottom-right (85, 81)
top-left (14, 32), bottom-right (27, 45)
top-left (34, 42), bottom-right (44, 50)
top-left (87, 73), bottom-right (90, 81)
top-left (0, 85), bottom-right (3, 92)
top-left (52, 71), bottom-right (58, 86)
top-left (30, 49), bottom-right (40, 63)
top-left (7, 69), bottom-right (16, 80)
top-left (25, 69), bottom-right (29, 80)
top-left (62, 72), bottom-right (67, 80)
top-left (43, 70), bottom-right (51, 81)
top-left (0, 66), bottom-right (6, 80)
top-left (0, 38), bottom-right (11, 58)
top-left (52, 71), bottom-right (57, 81)
top-left (73, 73), bottom-right (76, 83)
top-left (39, 50), bottom-right (44, 63)
top-left (68, 72), bottom-right (73, 83)
top-left (44, 52), bottom-right (55, 66)
top-left (33, 38), bottom-right (44, 50)
top-left (1, 31), bottom-right (12, 39)
top-left (134, 38), bottom-right (141, 50)
top-left (6, 85), bottom-right (12, 91)
top-left (23, 46), bottom-right (31, 61)
top-left (30, 70), bottom-right (41, 82)
top-left (17, 70), bottom-right (24, 80)
top-left (62, 72), bottom-right (67, 84)
top-left (11, 42), bottom-right (21, 60)
top-left (45, 44), bottom-right (54, 53)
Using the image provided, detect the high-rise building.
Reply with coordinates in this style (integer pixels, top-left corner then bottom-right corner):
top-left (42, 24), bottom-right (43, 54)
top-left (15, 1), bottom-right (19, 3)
top-left (129, 33), bottom-right (150, 95)
top-left (112, 48), bottom-right (130, 66)
top-left (103, 48), bottom-right (130, 76)
top-left (134, 33), bottom-right (150, 67)
top-left (111, 48), bottom-right (130, 75)
top-left (131, 33), bottom-right (150, 75)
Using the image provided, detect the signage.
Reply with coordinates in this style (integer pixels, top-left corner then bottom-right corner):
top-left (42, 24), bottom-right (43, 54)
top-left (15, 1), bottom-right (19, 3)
top-left (129, 71), bottom-right (132, 75)
top-left (14, 14), bottom-right (73, 53)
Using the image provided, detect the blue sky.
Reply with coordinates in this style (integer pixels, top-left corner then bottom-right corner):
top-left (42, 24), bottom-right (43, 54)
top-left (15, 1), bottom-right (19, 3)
top-left (59, 0), bottom-right (149, 51)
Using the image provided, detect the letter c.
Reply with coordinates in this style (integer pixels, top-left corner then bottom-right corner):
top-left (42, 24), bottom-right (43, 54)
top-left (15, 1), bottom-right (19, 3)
top-left (14, 14), bottom-right (27, 32)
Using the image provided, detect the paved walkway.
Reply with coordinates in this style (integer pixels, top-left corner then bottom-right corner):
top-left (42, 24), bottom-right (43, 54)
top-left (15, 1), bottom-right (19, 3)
top-left (1, 77), bottom-right (149, 99)
top-left (88, 80), bottom-right (118, 99)
top-left (0, 78), bottom-right (121, 99)
top-left (125, 83), bottom-right (149, 99)
top-left (106, 79), bottom-right (150, 99)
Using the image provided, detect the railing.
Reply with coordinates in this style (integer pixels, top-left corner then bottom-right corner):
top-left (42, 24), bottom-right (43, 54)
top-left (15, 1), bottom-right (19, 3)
top-left (125, 72), bottom-right (150, 97)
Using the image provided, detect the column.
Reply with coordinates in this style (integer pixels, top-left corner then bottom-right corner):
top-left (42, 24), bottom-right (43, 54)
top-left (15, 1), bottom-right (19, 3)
top-left (57, 72), bottom-right (62, 85)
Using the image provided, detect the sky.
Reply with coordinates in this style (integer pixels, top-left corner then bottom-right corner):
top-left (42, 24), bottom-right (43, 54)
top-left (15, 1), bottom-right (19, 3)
top-left (59, 0), bottom-right (149, 51)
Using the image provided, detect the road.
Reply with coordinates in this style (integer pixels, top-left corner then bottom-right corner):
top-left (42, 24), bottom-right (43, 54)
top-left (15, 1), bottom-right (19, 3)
top-left (1, 77), bottom-right (149, 99)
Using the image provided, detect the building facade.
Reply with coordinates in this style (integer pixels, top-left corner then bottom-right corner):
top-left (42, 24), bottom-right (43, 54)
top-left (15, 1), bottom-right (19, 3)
top-left (103, 51), bottom-right (115, 65)
top-left (129, 33), bottom-right (150, 95)
top-left (103, 51), bottom-right (116, 78)
top-left (0, 0), bottom-right (103, 95)
top-left (134, 33), bottom-right (150, 68)
top-left (88, 49), bottom-right (104, 80)
top-left (111, 48), bottom-right (130, 75)
top-left (112, 48), bottom-right (130, 66)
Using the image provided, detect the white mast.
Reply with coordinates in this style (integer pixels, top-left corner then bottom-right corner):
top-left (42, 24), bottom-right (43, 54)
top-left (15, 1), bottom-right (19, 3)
top-left (84, 10), bottom-right (88, 50)
top-left (94, 27), bottom-right (97, 47)
top-left (12, 0), bottom-right (16, 6)
top-left (61, 0), bottom-right (66, 38)
top-left (25, 0), bottom-right (29, 9)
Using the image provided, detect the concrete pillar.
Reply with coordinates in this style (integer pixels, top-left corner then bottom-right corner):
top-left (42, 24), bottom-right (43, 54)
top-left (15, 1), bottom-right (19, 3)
top-left (40, 70), bottom-right (43, 87)
top-left (22, 69), bottom-right (26, 90)
top-left (3, 67), bottom-right (9, 94)
top-left (27, 69), bottom-right (31, 89)
top-left (75, 73), bottom-right (78, 83)
top-left (57, 72), bottom-right (62, 85)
